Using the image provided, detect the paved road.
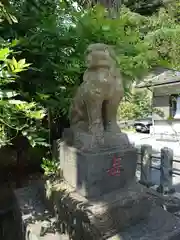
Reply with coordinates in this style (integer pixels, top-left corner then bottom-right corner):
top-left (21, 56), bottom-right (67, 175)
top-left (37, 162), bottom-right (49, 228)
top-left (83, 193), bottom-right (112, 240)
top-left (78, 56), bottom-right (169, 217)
top-left (126, 132), bottom-right (180, 157)
top-left (124, 131), bottom-right (180, 193)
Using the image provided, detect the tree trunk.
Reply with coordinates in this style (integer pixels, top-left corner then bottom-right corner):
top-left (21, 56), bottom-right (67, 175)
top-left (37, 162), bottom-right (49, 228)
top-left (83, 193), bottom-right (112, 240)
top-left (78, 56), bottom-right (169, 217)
top-left (80, 0), bottom-right (121, 11)
top-left (96, 0), bottom-right (121, 11)
top-left (82, 0), bottom-right (121, 17)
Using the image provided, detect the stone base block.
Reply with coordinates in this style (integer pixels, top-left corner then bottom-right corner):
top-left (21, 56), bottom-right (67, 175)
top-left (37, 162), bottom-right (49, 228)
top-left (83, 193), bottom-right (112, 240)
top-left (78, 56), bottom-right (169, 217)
top-left (25, 223), bottom-right (64, 240)
top-left (62, 129), bottom-right (131, 150)
top-left (49, 181), bottom-right (153, 239)
top-left (59, 140), bottom-right (137, 198)
top-left (14, 182), bottom-right (62, 240)
top-left (108, 206), bottom-right (180, 240)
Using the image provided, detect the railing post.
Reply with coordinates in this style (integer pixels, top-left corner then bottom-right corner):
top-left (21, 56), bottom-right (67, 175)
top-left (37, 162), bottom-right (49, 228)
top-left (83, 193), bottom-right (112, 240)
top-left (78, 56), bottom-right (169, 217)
top-left (139, 144), bottom-right (153, 187)
top-left (157, 147), bottom-right (175, 194)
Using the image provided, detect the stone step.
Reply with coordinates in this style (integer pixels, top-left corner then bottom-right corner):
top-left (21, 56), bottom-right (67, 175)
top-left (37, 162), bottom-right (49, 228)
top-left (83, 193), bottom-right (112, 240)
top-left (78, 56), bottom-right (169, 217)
top-left (26, 221), bottom-right (68, 240)
top-left (14, 181), bottom-right (180, 240)
top-left (14, 182), bottom-right (68, 240)
top-left (107, 206), bottom-right (180, 240)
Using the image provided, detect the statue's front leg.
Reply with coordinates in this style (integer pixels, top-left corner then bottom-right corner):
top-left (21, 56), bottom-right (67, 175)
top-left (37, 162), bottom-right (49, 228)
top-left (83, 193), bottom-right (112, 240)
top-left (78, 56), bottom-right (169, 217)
top-left (86, 99), bottom-right (104, 147)
top-left (106, 97), bottom-right (121, 133)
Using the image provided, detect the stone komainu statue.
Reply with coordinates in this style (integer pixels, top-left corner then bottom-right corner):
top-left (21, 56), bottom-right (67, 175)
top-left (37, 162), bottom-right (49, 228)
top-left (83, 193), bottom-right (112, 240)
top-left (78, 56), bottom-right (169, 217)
top-left (69, 43), bottom-right (124, 145)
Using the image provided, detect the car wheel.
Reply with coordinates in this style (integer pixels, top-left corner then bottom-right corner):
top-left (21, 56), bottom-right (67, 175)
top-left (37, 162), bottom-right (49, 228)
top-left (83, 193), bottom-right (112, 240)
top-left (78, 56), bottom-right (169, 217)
top-left (141, 125), bottom-right (147, 133)
top-left (135, 128), bottom-right (142, 133)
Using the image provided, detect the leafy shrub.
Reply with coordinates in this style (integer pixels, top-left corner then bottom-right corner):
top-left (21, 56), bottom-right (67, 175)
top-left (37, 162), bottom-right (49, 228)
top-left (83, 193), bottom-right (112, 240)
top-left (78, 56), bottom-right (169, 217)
top-left (118, 89), bottom-right (152, 120)
top-left (0, 3), bottom-right (47, 147)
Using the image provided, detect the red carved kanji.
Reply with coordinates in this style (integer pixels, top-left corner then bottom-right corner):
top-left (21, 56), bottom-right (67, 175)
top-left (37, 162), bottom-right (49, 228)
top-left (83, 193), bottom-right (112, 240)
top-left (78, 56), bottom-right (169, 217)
top-left (107, 155), bottom-right (122, 176)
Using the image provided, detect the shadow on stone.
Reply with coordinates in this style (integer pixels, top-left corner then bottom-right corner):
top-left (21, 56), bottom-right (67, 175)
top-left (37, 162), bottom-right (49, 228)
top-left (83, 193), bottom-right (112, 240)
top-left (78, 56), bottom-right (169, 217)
top-left (0, 184), bottom-right (23, 240)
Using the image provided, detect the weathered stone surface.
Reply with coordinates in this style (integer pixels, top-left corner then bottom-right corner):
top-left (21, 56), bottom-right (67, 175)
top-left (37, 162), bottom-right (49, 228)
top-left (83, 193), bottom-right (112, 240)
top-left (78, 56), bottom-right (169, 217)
top-left (56, 44), bottom-right (138, 200)
top-left (14, 182), bottom-right (62, 240)
top-left (69, 43), bottom-right (124, 148)
top-left (157, 147), bottom-right (175, 194)
top-left (47, 181), bottom-right (153, 239)
top-left (56, 43), bottom-right (138, 199)
top-left (108, 206), bottom-right (180, 240)
top-left (25, 222), bottom-right (66, 240)
top-left (62, 129), bottom-right (131, 150)
top-left (13, 181), bottom-right (180, 240)
top-left (59, 138), bottom-right (137, 198)
top-left (139, 144), bottom-right (153, 187)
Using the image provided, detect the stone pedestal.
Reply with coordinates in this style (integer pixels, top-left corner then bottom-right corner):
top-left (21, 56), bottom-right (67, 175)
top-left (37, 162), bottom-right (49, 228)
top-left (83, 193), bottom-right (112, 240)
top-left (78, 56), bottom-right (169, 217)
top-left (59, 140), bottom-right (137, 198)
top-left (41, 125), bottom-right (180, 239)
top-left (13, 180), bottom-right (180, 240)
top-left (52, 129), bottom-right (155, 238)
top-left (48, 181), bottom-right (153, 239)
top-left (109, 206), bottom-right (180, 240)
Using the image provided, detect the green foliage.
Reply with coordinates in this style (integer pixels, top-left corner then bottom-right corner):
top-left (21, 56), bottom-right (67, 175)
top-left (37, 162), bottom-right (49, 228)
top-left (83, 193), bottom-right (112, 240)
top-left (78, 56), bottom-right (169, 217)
top-left (144, 1), bottom-right (180, 70)
top-left (78, 0), bottom-right (166, 15)
top-left (0, 0), bottom-right (179, 155)
top-left (0, 3), bottom-right (47, 147)
top-left (5, 1), bottom-right (158, 120)
top-left (118, 101), bottom-right (140, 120)
top-left (122, 0), bottom-right (164, 15)
top-left (41, 157), bottom-right (60, 178)
top-left (0, 1), bottom-right (18, 24)
top-left (118, 89), bottom-right (152, 120)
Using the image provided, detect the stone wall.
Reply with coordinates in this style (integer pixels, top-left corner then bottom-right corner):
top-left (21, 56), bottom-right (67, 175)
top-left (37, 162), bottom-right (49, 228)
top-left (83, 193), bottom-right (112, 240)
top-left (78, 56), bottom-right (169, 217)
top-left (152, 83), bottom-right (180, 139)
top-left (152, 82), bottom-right (180, 120)
top-left (152, 94), bottom-right (170, 120)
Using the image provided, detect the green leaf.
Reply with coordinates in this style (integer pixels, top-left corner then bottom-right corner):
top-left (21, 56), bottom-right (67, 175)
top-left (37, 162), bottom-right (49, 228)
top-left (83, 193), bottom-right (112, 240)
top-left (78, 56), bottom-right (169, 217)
top-left (0, 48), bottom-right (10, 61)
top-left (0, 90), bottom-right (18, 99)
top-left (18, 59), bottom-right (26, 67)
top-left (10, 39), bottom-right (21, 47)
top-left (9, 14), bottom-right (18, 24)
top-left (27, 109), bottom-right (46, 119)
top-left (12, 57), bottom-right (18, 69)
top-left (7, 100), bottom-right (27, 105)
